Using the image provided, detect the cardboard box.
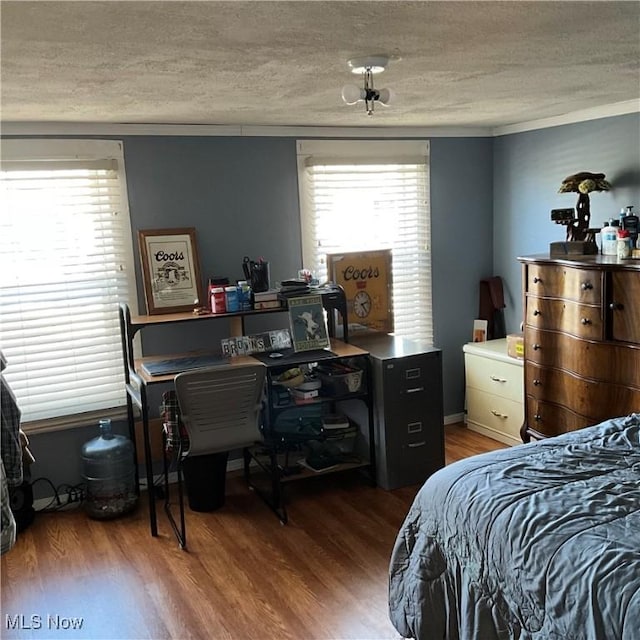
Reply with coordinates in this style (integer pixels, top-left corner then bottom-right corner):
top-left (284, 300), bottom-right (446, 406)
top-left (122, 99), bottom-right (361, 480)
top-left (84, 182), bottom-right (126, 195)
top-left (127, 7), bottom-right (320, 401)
top-left (507, 333), bottom-right (524, 359)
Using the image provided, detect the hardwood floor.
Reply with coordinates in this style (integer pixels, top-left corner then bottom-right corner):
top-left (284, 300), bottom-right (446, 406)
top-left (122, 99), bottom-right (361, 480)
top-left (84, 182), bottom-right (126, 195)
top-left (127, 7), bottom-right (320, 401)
top-left (1, 424), bottom-right (505, 640)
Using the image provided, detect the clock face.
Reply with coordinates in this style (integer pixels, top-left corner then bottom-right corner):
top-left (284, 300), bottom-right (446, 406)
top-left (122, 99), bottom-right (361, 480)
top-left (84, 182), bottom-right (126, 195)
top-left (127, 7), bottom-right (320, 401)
top-left (353, 290), bottom-right (371, 318)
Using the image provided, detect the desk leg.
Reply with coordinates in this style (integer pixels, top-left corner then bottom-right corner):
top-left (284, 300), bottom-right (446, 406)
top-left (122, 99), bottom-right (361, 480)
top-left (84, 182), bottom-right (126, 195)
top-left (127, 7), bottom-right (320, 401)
top-left (140, 387), bottom-right (158, 537)
top-left (126, 393), bottom-right (140, 495)
top-left (229, 316), bottom-right (243, 337)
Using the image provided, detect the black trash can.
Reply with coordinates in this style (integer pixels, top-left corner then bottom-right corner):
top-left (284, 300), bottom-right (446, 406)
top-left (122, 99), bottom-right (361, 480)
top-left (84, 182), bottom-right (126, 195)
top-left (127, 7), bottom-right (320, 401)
top-left (181, 452), bottom-right (229, 512)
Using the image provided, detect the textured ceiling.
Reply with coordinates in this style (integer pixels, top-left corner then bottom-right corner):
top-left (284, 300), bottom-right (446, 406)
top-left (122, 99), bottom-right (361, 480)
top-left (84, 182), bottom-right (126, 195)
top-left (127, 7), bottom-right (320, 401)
top-left (1, 1), bottom-right (639, 129)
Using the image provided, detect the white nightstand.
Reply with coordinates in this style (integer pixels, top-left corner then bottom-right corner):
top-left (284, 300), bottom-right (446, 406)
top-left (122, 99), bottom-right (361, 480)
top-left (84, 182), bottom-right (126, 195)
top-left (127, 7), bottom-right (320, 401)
top-left (463, 338), bottom-right (524, 446)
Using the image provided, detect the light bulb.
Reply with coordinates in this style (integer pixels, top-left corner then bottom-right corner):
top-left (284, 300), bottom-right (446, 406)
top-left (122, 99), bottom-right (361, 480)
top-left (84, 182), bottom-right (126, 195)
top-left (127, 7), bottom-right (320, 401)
top-left (341, 84), bottom-right (365, 105)
top-left (377, 87), bottom-right (395, 106)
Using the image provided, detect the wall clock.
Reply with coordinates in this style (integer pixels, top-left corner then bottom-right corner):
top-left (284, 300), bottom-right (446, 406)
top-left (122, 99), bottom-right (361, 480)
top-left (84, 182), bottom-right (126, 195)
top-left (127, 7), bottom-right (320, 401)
top-left (353, 290), bottom-right (371, 318)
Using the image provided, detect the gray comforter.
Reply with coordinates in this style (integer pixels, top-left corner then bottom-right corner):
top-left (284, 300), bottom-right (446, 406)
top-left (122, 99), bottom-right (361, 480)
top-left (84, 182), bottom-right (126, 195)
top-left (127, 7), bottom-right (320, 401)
top-left (389, 414), bottom-right (640, 640)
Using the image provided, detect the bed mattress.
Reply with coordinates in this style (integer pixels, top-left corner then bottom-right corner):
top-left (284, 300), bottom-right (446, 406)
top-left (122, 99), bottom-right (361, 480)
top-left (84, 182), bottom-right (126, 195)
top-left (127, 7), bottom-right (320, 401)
top-left (389, 414), bottom-right (640, 640)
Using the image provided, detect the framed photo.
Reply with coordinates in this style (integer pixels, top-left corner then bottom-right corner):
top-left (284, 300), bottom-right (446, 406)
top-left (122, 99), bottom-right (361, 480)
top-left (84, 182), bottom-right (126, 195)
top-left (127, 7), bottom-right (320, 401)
top-left (288, 295), bottom-right (330, 352)
top-left (138, 227), bottom-right (204, 315)
top-left (327, 249), bottom-right (393, 335)
top-left (473, 319), bottom-right (488, 343)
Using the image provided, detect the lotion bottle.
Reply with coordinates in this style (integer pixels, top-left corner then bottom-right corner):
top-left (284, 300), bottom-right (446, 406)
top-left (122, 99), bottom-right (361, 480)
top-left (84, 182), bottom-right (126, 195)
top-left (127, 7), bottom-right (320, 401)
top-left (601, 219), bottom-right (618, 256)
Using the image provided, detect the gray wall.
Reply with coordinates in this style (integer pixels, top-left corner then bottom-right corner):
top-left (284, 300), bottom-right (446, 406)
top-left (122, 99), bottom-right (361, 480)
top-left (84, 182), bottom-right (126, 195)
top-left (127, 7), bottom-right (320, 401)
top-left (21, 133), bottom-right (494, 497)
top-left (122, 134), bottom-right (494, 419)
top-left (494, 112), bottom-right (640, 332)
top-left (21, 115), bottom-right (640, 498)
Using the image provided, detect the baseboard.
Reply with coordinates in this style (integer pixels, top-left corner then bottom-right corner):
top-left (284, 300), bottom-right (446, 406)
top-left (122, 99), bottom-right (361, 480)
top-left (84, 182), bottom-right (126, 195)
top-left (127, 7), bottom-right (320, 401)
top-left (35, 417), bottom-right (466, 508)
top-left (34, 457), bottom-right (248, 509)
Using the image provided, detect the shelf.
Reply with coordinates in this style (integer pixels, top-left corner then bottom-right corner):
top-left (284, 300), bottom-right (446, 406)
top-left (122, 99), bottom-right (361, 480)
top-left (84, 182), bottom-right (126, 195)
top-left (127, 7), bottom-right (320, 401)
top-left (129, 306), bottom-right (287, 329)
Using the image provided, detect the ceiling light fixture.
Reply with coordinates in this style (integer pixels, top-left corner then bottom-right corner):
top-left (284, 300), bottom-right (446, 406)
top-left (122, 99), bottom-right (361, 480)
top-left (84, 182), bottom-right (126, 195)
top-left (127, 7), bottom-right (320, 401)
top-left (341, 54), bottom-right (394, 116)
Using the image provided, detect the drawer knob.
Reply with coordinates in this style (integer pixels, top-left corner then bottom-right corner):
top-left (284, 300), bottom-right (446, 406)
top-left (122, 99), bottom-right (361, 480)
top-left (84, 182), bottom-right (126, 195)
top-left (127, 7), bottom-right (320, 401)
top-left (533, 309), bottom-right (541, 316)
top-left (581, 282), bottom-right (593, 291)
top-left (490, 375), bottom-right (507, 383)
top-left (491, 410), bottom-right (508, 419)
top-left (581, 317), bottom-right (592, 325)
top-left (533, 343), bottom-right (540, 351)
top-left (609, 302), bottom-right (624, 311)
top-left (533, 379), bottom-right (541, 386)
top-left (533, 276), bottom-right (541, 284)
top-left (534, 414), bottom-right (541, 421)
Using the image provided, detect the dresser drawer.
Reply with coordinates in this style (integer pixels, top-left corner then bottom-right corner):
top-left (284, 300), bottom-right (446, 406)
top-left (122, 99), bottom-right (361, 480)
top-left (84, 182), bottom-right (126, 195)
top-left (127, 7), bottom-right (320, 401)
top-left (611, 271), bottom-right (640, 344)
top-left (526, 296), bottom-right (603, 340)
top-left (525, 328), bottom-right (640, 388)
top-left (464, 353), bottom-right (523, 402)
top-left (466, 387), bottom-right (523, 444)
top-left (525, 399), bottom-right (593, 438)
top-left (527, 264), bottom-right (601, 303)
top-left (526, 363), bottom-right (640, 421)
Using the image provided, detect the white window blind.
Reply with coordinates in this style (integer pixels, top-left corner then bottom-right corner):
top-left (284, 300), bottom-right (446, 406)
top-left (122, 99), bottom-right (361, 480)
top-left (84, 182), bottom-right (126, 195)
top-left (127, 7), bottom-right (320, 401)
top-left (0, 140), bottom-right (137, 430)
top-left (297, 140), bottom-right (432, 344)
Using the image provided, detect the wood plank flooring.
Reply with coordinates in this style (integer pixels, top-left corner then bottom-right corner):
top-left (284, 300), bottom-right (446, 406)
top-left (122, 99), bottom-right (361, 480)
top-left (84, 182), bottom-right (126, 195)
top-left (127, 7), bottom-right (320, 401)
top-left (1, 424), bottom-right (505, 640)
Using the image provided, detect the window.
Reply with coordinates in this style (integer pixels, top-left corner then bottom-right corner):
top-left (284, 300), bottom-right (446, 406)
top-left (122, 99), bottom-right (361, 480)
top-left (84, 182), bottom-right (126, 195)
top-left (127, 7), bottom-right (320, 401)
top-left (297, 140), bottom-right (432, 343)
top-left (0, 140), bottom-right (137, 432)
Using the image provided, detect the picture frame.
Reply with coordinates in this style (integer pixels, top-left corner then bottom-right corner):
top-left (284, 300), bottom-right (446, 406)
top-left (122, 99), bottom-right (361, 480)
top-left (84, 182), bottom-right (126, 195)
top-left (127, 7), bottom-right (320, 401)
top-left (473, 319), bottom-right (488, 343)
top-left (327, 249), bottom-right (393, 335)
top-left (288, 294), bottom-right (330, 352)
top-left (137, 227), bottom-right (204, 315)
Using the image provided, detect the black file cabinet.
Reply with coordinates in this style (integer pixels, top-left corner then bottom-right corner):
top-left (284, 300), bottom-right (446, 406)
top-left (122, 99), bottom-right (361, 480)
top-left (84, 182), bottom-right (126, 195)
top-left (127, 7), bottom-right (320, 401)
top-left (349, 334), bottom-right (445, 490)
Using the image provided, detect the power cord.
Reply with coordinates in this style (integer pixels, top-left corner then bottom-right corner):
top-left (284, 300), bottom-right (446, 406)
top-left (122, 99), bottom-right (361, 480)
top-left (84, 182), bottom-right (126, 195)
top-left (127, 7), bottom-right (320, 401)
top-left (31, 477), bottom-right (86, 512)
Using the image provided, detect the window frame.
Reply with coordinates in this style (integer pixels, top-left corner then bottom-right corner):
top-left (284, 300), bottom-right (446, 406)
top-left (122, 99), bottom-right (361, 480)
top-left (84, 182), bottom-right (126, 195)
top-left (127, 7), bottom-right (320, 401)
top-left (0, 139), bottom-right (138, 434)
top-left (296, 139), bottom-right (432, 343)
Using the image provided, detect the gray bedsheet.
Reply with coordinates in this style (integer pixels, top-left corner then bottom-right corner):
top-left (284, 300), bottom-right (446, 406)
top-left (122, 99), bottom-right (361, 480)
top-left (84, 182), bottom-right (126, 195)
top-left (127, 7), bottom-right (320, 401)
top-left (389, 414), bottom-right (640, 640)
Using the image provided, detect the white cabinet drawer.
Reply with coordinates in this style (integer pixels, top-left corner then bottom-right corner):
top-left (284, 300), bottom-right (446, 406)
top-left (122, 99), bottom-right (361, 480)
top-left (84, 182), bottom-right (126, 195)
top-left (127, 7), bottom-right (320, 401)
top-left (464, 353), bottom-right (524, 403)
top-left (466, 388), bottom-right (524, 445)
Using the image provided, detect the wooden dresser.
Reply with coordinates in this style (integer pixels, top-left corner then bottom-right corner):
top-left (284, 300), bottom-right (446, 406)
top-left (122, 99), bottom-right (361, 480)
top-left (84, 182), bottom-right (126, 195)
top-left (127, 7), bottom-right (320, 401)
top-left (518, 254), bottom-right (640, 441)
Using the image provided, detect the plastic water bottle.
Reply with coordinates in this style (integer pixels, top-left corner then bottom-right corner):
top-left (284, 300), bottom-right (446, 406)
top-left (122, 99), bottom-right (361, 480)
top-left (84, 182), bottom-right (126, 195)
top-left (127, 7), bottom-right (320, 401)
top-left (81, 419), bottom-right (138, 519)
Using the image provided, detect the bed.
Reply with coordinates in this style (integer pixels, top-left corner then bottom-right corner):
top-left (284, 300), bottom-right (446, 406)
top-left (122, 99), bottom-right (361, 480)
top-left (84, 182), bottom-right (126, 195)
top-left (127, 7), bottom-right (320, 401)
top-left (389, 413), bottom-right (640, 640)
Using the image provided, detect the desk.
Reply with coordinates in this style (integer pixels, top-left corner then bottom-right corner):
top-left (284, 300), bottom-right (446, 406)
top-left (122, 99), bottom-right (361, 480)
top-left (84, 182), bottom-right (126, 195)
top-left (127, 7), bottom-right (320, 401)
top-left (119, 290), bottom-right (355, 538)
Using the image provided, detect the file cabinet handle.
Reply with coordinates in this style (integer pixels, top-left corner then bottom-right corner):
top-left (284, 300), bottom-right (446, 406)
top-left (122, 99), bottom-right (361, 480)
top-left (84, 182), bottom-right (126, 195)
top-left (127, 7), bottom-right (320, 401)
top-left (407, 441), bottom-right (426, 449)
top-left (490, 375), bottom-right (507, 383)
top-left (491, 410), bottom-right (508, 419)
top-left (406, 387), bottom-right (424, 394)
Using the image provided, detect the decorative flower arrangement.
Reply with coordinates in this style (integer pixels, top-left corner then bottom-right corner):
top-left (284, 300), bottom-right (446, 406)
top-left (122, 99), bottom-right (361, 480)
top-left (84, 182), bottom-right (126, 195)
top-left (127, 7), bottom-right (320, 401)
top-left (558, 171), bottom-right (612, 242)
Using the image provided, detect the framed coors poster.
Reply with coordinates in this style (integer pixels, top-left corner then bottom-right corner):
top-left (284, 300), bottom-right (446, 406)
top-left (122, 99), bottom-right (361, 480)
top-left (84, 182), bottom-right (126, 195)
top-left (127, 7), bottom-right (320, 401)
top-left (327, 249), bottom-right (393, 334)
top-left (138, 227), bottom-right (204, 314)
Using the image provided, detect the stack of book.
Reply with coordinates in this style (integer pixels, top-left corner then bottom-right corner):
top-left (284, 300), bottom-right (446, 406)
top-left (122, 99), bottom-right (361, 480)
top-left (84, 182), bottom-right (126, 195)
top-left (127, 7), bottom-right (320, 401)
top-left (278, 279), bottom-right (311, 300)
top-left (290, 387), bottom-right (319, 403)
top-left (253, 289), bottom-right (282, 310)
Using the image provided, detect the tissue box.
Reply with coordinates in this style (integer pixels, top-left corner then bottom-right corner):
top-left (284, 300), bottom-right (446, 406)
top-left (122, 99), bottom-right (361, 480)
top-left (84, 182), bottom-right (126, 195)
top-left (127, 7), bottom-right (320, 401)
top-left (507, 333), bottom-right (524, 359)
